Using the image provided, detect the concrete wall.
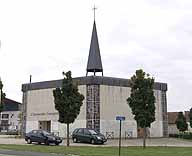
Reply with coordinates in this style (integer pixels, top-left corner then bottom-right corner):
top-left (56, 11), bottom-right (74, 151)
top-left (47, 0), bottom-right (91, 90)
top-left (100, 85), bottom-right (137, 138)
top-left (100, 85), bottom-right (164, 138)
top-left (24, 84), bottom-right (164, 138)
top-left (150, 90), bottom-right (163, 137)
top-left (26, 88), bottom-right (58, 122)
top-left (25, 85), bottom-right (86, 135)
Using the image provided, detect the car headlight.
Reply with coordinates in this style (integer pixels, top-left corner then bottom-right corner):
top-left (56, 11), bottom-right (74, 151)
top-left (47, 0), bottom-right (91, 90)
top-left (96, 136), bottom-right (102, 140)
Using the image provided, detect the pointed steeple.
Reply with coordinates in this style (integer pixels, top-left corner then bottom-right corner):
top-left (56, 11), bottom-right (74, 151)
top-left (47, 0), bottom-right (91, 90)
top-left (86, 20), bottom-right (103, 76)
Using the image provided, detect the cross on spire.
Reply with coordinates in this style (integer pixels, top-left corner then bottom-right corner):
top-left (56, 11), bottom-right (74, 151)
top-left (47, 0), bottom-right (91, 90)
top-left (93, 5), bottom-right (97, 21)
top-left (86, 6), bottom-right (103, 77)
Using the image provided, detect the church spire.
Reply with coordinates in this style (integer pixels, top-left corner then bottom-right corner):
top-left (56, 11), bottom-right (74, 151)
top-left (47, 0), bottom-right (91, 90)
top-left (86, 6), bottom-right (103, 76)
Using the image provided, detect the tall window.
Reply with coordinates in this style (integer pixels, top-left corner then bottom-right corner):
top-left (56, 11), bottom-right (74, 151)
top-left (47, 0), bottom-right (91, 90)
top-left (86, 85), bottom-right (100, 132)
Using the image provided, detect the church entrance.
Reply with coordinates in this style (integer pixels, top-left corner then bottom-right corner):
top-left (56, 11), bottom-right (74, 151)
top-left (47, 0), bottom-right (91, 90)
top-left (39, 121), bottom-right (51, 132)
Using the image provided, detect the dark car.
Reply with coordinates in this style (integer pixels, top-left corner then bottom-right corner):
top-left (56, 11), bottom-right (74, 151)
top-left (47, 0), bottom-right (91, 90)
top-left (25, 130), bottom-right (62, 145)
top-left (72, 128), bottom-right (107, 144)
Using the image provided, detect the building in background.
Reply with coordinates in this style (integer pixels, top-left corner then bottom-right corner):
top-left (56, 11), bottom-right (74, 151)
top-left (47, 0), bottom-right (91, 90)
top-left (0, 98), bottom-right (21, 133)
top-left (168, 112), bottom-right (179, 134)
top-left (21, 19), bottom-right (168, 138)
top-left (168, 111), bottom-right (192, 134)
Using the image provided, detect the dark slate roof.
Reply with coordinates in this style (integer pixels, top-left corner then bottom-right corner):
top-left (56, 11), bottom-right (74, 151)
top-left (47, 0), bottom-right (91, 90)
top-left (22, 76), bottom-right (167, 92)
top-left (2, 98), bottom-right (21, 111)
top-left (86, 21), bottom-right (103, 74)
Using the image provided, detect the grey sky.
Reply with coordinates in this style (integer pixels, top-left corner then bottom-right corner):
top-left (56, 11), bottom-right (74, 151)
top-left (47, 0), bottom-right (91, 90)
top-left (0, 0), bottom-right (192, 112)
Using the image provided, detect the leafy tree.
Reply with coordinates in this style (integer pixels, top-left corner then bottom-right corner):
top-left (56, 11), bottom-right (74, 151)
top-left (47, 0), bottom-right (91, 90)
top-left (53, 71), bottom-right (84, 146)
top-left (127, 69), bottom-right (155, 148)
top-left (175, 112), bottom-right (188, 132)
top-left (0, 78), bottom-right (6, 113)
top-left (189, 108), bottom-right (192, 128)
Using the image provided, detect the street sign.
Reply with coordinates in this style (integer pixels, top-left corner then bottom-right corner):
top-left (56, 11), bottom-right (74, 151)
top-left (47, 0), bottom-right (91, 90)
top-left (116, 116), bottom-right (125, 156)
top-left (116, 116), bottom-right (125, 121)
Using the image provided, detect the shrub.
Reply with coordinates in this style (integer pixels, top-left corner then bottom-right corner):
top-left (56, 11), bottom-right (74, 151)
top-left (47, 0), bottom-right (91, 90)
top-left (170, 132), bottom-right (192, 139)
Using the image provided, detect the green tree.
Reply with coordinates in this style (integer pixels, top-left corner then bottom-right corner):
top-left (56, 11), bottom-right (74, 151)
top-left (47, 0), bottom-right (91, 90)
top-left (127, 69), bottom-right (155, 148)
top-left (175, 112), bottom-right (188, 132)
top-left (0, 78), bottom-right (6, 113)
top-left (189, 108), bottom-right (192, 128)
top-left (53, 71), bottom-right (84, 146)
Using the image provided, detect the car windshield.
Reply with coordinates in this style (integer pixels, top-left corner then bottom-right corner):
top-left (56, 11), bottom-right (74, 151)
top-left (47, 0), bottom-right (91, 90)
top-left (42, 131), bottom-right (51, 136)
top-left (88, 129), bottom-right (99, 135)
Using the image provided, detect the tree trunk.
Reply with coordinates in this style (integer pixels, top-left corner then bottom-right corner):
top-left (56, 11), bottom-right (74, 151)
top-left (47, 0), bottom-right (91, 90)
top-left (143, 127), bottom-right (146, 149)
top-left (67, 123), bottom-right (69, 146)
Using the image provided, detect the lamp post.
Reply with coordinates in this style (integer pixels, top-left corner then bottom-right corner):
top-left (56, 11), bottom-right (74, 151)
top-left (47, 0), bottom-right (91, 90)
top-left (0, 78), bottom-right (2, 126)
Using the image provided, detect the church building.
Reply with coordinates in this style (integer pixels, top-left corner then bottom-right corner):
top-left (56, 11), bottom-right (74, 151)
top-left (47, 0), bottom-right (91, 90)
top-left (21, 18), bottom-right (168, 138)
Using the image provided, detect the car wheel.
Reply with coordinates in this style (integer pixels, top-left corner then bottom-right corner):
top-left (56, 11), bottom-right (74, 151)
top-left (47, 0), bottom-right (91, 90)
top-left (73, 137), bottom-right (78, 143)
top-left (91, 139), bottom-right (95, 144)
top-left (38, 142), bottom-right (41, 145)
top-left (45, 140), bottom-right (50, 145)
top-left (27, 138), bottom-right (32, 144)
top-left (55, 142), bottom-right (60, 146)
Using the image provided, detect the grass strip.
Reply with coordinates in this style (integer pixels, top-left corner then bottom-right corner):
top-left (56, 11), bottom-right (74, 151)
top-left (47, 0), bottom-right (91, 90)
top-left (0, 144), bottom-right (192, 156)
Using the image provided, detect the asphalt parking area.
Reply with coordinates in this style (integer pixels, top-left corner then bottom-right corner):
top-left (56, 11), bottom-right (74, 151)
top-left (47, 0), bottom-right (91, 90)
top-left (0, 137), bottom-right (192, 147)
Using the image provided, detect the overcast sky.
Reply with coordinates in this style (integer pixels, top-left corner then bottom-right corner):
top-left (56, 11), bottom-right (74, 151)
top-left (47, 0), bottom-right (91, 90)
top-left (0, 0), bottom-right (192, 112)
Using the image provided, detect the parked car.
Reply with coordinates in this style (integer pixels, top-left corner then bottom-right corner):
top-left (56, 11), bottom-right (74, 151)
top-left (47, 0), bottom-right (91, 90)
top-left (25, 130), bottom-right (62, 145)
top-left (72, 128), bottom-right (107, 144)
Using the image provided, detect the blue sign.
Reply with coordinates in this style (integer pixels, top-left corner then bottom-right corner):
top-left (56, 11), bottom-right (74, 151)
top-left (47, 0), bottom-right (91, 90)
top-left (116, 116), bottom-right (125, 121)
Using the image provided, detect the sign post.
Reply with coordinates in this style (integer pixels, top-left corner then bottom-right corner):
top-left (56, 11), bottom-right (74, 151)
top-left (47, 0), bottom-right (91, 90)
top-left (116, 116), bottom-right (125, 156)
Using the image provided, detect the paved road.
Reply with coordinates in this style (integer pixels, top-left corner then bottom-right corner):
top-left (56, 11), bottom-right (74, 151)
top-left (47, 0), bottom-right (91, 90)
top-left (0, 137), bottom-right (192, 147)
top-left (0, 149), bottom-right (64, 156)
